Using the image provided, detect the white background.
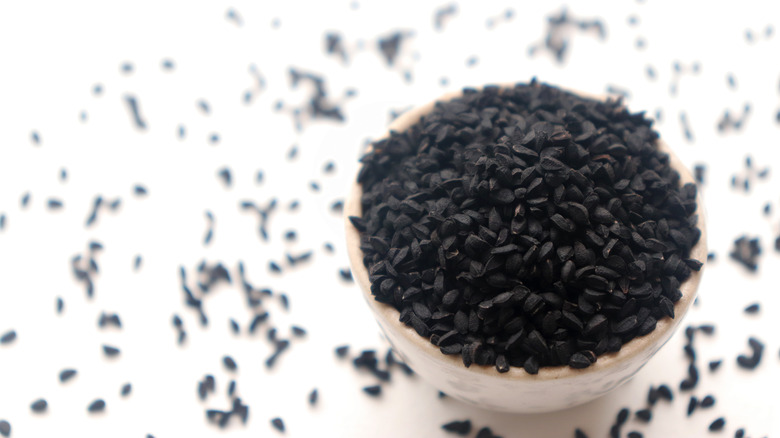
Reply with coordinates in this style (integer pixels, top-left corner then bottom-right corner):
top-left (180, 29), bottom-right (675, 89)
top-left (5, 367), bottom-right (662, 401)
top-left (0, 1), bottom-right (779, 437)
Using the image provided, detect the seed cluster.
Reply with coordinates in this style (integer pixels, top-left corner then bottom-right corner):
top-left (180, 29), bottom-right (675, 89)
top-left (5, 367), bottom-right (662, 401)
top-left (353, 81), bottom-right (702, 372)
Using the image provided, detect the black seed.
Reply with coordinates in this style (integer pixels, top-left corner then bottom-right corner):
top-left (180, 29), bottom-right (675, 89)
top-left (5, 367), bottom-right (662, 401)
top-left (708, 360), bottom-right (722, 372)
top-left (744, 303), bottom-right (760, 314)
top-left (635, 409), bottom-right (652, 422)
top-left (271, 417), bottom-right (285, 432)
top-left (575, 429), bottom-right (589, 438)
top-left (59, 369), bottom-right (77, 383)
top-left (363, 385), bottom-right (382, 397)
top-left (308, 388), bottom-right (318, 406)
top-left (121, 383), bottom-right (132, 396)
top-left (223, 356), bottom-right (238, 371)
top-left (687, 396), bottom-right (698, 416)
top-left (736, 336), bottom-right (764, 369)
top-left (709, 417), bottom-right (725, 431)
top-left (475, 426), bottom-right (500, 438)
top-left (569, 352), bottom-right (592, 369)
top-left (87, 399), bottom-right (106, 413)
top-left (700, 395), bottom-right (715, 408)
top-left (31, 399), bottom-right (48, 413)
top-left (0, 330), bottom-right (16, 344)
top-left (657, 384), bottom-right (674, 401)
top-left (442, 420), bottom-right (472, 436)
top-left (734, 428), bottom-right (745, 438)
top-left (335, 345), bottom-right (349, 358)
top-left (0, 420), bottom-right (9, 437)
top-left (124, 95), bottom-right (147, 130)
top-left (102, 345), bottom-right (120, 357)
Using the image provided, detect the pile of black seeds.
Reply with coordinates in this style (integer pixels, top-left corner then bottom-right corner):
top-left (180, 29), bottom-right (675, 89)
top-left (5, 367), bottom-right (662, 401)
top-left (352, 81), bottom-right (701, 372)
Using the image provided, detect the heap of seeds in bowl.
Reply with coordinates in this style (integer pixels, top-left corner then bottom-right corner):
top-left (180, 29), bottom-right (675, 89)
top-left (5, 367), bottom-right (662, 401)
top-left (350, 80), bottom-right (702, 373)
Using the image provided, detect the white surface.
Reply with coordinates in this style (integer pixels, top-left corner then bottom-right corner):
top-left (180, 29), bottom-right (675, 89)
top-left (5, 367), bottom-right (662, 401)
top-left (0, 1), bottom-right (779, 437)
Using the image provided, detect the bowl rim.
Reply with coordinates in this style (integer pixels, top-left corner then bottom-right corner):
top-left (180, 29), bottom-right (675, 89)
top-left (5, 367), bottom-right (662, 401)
top-left (344, 82), bottom-right (707, 381)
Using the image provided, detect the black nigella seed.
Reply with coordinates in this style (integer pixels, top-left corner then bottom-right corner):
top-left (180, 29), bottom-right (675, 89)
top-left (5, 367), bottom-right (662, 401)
top-left (635, 409), bottom-right (652, 422)
top-left (0, 420), bottom-right (9, 437)
top-left (574, 429), bottom-right (589, 438)
top-left (59, 369), bottom-right (77, 383)
top-left (102, 345), bottom-right (120, 357)
top-left (47, 199), bottom-right (63, 210)
top-left (744, 303), bottom-right (760, 314)
top-left (291, 326), bottom-right (306, 337)
top-left (657, 384), bottom-right (674, 401)
top-left (352, 81), bottom-right (701, 372)
top-left (124, 95), bottom-right (147, 130)
top-left (217, 168), bottom-right (232, 187)
top-left (271, 417), bottom-right (285, 432)
top-left (31, 399), bottom-right (48, 413)
top-left (308, 388), bottom-right (318, 406)
top-left (700, 395), bottom-right (715, 408)
top-left (616, 408), bottom-right (630, 425)
top-left (627, 432), bottom-right (643, 438)
top-left (227, 380), bottom-right (236, 397)
top-left (269, 261), bottom-right (282, 273)
top-left (734, 428), bottom-right (745, 438)
top-left (687, 396), bottom-right (698, 416)
top-left (223, 356), bottom-right (238, 371)
top-left (134, 185), bottom-right (148, 196)
top-left (708, 360), bottom-right (722, 372)
top-left (121, 383), bottom-right (132, 396)
top-left (339, 268), bottom-right (353, 282)
top-left (442, 419), bottom-right (472, 436)
top-left (87, 399), bottom-right (106, 413)
top-left (335, 345), bottom-right (349, 358)
top-left (0, 330), bottom-right (16, 344)
top-left (363, 385), bottom-right (381, 397)
top-left (229, 319), bottom-right (240, 334)
top-left (736, 336), bottom-right (764, 369)
top-left (709, 417), bottom-right (725, 431)
top-left (475, 426), bottom-right (500, 438)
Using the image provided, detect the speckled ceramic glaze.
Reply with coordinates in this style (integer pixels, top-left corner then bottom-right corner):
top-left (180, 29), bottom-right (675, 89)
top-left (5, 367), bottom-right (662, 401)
top-left (345, 86), bottom-right (707, 413)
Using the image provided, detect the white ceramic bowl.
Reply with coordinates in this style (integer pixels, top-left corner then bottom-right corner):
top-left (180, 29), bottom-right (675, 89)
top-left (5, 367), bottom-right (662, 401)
top-left (344, 86), bottom-right (707, 413)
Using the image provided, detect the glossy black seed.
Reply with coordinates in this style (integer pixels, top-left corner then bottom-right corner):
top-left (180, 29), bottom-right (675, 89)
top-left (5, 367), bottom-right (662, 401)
top-left (687, 396), bottom-right (698, 416)
top-left (736, 336), bottom-right (764, 369)
top-left (335, 345), bottom-right (349, 358)
top-left (627, 432), bottom-right (643, 438)
top-left (308, 388), bottom-right (318, 406)
top-left (574, 429), bottom-right (589, 438)
top-left (59, 369), bottom-right (77, 383)
top-left (700, 395), bottom-right (715, 408)
top-left (442, 420), bottom-right (472, 436)
top-left (31, 399), bottom-right (48, 413)
top-left (271, 417), bottom-right (285, 432)
top-left (0, 330), bottom-right (16, 344)
top-left (734, 428), bottom-right (745, 438)
top-left (635, 409), bottom-right (652, 422)
top-left (475, 426), bottom-right (501, 438)
top-left (102, 345), bottom-right (120, 357)
top-left (657, 384), bottom-right (674, 401)
top-left (0, 420), bottom-right (9, 437)
top-left (744, 303), bottom-right (760, 314)
top-left (121, 383), bottom-right (132, 396)
top-left (87, 399), bottom-right (106, 413)
top-left (363, 385), bottom-right (381, 397)
top-left (709, 417), bottom-right (725, 431)
top-left (569, 352), bottom-right (592, 369)
top-left (708, 360), bottom-right (722, 372)
top-left (223, 356), bottom-right (238, 371)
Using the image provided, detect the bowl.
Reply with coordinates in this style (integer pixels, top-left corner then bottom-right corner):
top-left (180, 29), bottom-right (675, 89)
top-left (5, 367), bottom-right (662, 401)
top-left (344, 84), bottom-right (707, 413)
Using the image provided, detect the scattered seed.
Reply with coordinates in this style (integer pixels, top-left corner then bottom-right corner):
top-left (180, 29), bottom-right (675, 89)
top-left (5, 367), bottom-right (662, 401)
top-left (87, 399), bottom-right (106, 413)
top-left (709, 417), bottom-right (725, 432)
top-left (0, 330), bottom-right (16, 344)
top-left (363, 385), bottom-right (381, 397)
top-left (442, 420), bottom-right (472, 436)
top-left (223, 356), bottom-right (238, 371)
top-left (30, 399), bottom-right (48, 413)
top-left (271, 417), bottom-right (285, 432)
top-left (59, 369), bottom-right (77, 383)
